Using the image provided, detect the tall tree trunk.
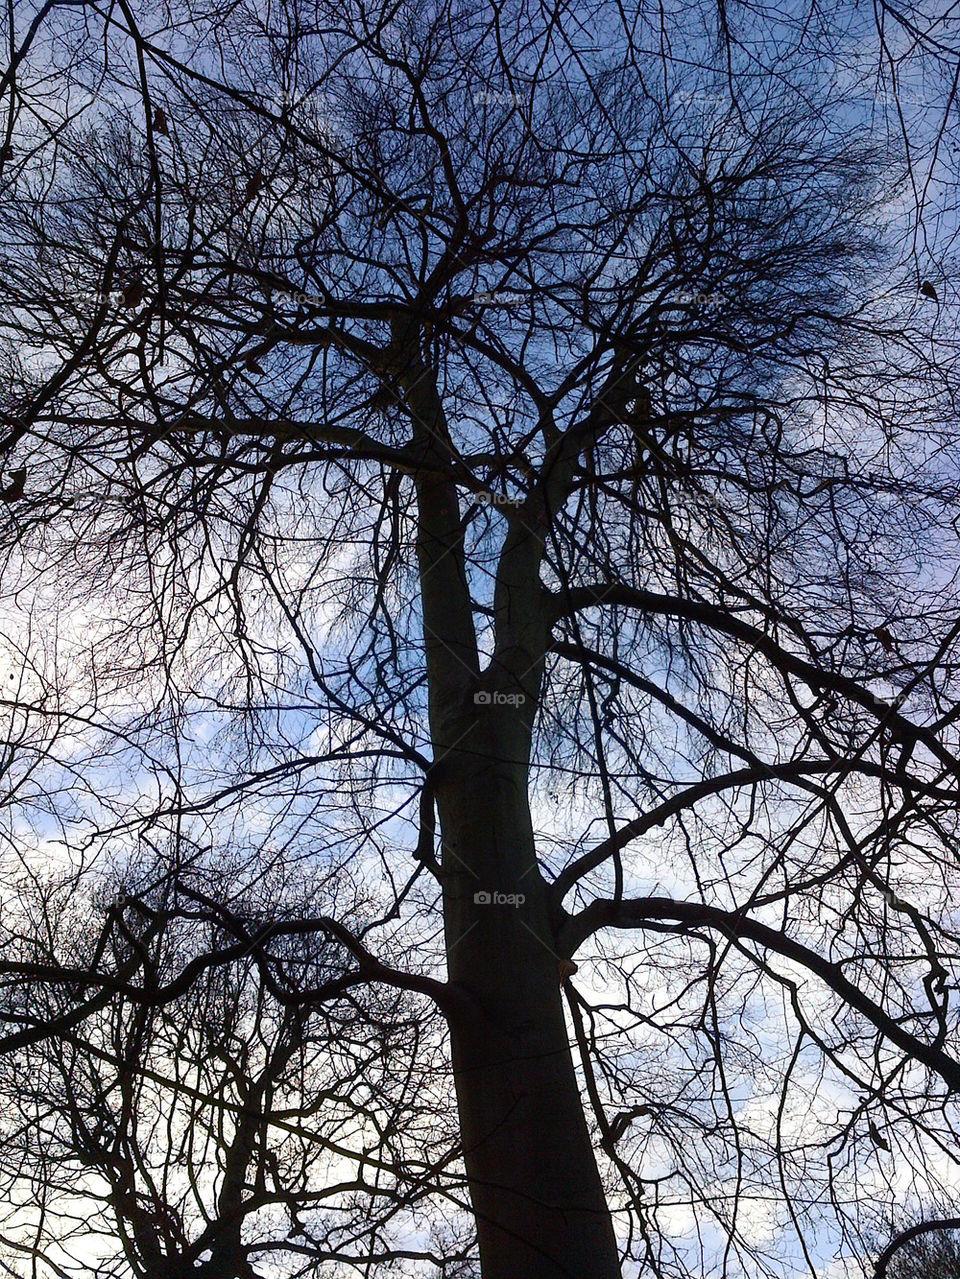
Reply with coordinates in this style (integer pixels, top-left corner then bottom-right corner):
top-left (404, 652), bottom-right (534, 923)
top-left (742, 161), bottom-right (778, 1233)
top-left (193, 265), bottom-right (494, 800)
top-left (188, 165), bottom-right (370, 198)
top-left (435, 723), bottom-right (621, 1279)
top-left (406, 341), bottom-right (619, 1277)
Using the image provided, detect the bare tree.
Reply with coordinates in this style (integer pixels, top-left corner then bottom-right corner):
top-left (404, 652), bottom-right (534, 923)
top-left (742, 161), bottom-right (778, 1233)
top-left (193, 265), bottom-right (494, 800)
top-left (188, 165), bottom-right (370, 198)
top-left (1, 1), bottom-right (960, 1277)
top-left (876, 1215), bottom-right (960, 1279)
top-left (0, 861), bottom-right (467, 1277)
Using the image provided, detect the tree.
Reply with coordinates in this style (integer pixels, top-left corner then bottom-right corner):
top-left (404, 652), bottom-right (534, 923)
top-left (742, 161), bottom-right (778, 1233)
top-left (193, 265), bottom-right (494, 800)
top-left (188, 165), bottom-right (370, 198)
top-left (1, 0), bottom-right (960, 1276)
top-left (0, 860), bottom-right (467, 1277)
top-left (876, 1217), bottom-right (960, 1279)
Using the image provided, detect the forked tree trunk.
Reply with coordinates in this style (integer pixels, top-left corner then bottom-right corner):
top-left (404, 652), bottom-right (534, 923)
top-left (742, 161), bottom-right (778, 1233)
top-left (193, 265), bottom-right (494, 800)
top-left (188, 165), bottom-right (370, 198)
top-left (407, 347), bottom-right (619, 1277)
top-left (435, 729), bottom-right (621, 1279)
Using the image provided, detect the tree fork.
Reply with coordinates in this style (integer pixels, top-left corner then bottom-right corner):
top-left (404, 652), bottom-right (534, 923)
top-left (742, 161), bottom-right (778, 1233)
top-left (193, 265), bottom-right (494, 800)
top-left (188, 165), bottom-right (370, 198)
top-left (404, 322), bottom-right (619, 1275)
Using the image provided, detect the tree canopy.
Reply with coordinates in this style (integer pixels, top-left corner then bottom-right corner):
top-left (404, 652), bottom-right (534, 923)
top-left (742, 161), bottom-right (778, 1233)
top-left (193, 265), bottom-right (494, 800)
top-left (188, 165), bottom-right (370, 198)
top-left (1, 1), bottom-right (960, 1277)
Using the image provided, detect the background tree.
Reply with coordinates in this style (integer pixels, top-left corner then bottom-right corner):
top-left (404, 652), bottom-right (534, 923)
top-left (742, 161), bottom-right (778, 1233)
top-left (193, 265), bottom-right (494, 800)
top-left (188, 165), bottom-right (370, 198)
top-left (0, 857), bottom-right (467, 1277)
top-left (875, 1215), bottom-right (960, 1279)
top-left (1, 1), bottom-right (960, 1277)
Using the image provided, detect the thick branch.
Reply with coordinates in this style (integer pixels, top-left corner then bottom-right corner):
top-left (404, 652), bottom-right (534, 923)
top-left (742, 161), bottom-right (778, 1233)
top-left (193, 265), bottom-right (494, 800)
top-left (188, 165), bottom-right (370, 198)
top-left (553, 584), bottom-right (957, 773)
top-left (550, 759), bottom-right (859, 904)
top-left (560, 895), bottom-right (960, 1093)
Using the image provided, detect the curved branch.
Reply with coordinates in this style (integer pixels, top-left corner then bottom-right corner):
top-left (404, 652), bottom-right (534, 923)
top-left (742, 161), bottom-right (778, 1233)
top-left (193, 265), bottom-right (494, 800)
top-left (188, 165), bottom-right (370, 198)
top-left (874, 1217), bottom-right (960, 1279)
top-left (551, 759), bottom-right (857, 904)
top-left (560, 895), bottom-right (960, 1093)
top-left (0, 904), bottom-right (472, 1056)
top-left (552, 584), bottom-right (958, 774)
